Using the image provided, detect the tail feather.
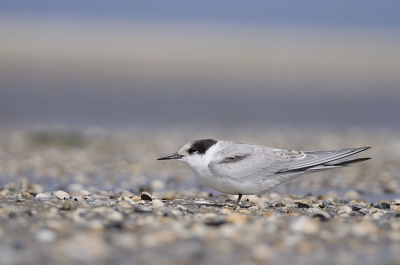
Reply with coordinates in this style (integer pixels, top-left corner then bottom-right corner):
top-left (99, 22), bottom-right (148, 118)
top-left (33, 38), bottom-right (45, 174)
top-left (324, 157), bottom-right (371, 167)
top-left (277, 147), bottom-right (371, 174)
top-left (303, 157), bottom-right (371, 173)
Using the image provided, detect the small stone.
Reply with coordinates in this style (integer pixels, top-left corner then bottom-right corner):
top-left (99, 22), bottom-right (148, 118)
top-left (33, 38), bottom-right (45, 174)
top-left (204, 214), bottom-right (226, 226)
top-left (54, 190), bottom-right (70, 200)
top-left (352, 221), bottom-right (379, 236)
top-left (162, 191), bottom-right (176, 199)
top-left (290, 217), bottom-right (320, 234)
top-left (151, 199), bottom-right (165, 208)
top-left (245, 195), bottom-right (261, 203)
top-left (344, 190), bottom-right (360, 200)
top-left (118, 201), bottom-right (133, 209)
top-left (256, 201), bottom-right (268, 210)
top-left (79, 190), bottom-right (90, 196)
top-left (141, 192), bottom-right (152, 201)
top-left (28, 183), bottom-right (44, 193)
top-left (251, 244), bottom-right (273, 261)
top-left (226, 213), bottom-right (249, 223)
top-left (134, 205), bottom-right (153, 213)
top-left (21, 191), bottom-right (31, 198)
top-left (269, 193), bottom-right (282, 200)
top-left (372, 202), bottom-right (391, 209)
top-left (106, 210), bottom-right (124, 222)
top-left (130, 196), bottom-right (142, 201)
top-left (59, 200), bottom-right (77, 210)
top-left (71, 196), bottom-right (85, 203)
top-left (87, 219), bottom-right (105, 231)
top-left (35, 229), bottom-right (56, 243)
top-left (150, 180), bottom-right (166, 191)
top-left (35, 193), bottom-right (51, 200)
top-left (322, 200), bottom-right (335, 206)
top-left (338, 205), bottom-right (353, 214)
top-left (194, 200), bottom-right (210, 205)
top-left (220, 208), bottom-right (233, 214)
top-left (175, 205), bottom-right (187, 212)
top-left (91, 199), bottom-right (106, 206)
top-left (108, 191), bottom-right (116, 199)
top-left (295, 202), bottom-right (311, 209)
top-left (68, 183), bottom-right (84, 191)
top-left (350, 204), bottom-right (363, 211)
top-left (311, 210), bottom-right (332, 221)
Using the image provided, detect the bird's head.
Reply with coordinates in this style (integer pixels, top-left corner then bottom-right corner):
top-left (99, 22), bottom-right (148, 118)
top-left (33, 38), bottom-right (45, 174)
top-left (157, 139), bottom-right (217, 163)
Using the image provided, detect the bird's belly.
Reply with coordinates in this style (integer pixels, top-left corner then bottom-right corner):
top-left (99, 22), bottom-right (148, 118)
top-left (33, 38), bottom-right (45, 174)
top-left (192, 170), bottom-right (264, 195)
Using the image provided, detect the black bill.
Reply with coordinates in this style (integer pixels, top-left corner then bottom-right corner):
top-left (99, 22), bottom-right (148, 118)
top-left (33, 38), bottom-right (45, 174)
top-left (157, 152), bottom-right (184, 160)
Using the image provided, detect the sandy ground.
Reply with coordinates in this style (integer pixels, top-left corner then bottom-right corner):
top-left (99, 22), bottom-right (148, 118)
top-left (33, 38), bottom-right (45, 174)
top-left (0, 126), bottom-right (399, 265)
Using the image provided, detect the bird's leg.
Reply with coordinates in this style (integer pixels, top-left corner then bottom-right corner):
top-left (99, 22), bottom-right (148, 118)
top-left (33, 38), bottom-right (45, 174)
top-left (233, 193), bottom-right (243, 210)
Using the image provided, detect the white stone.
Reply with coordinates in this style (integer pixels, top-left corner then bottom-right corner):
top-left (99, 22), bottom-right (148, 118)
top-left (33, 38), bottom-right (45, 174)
top-left (35, 229), bottom-right (56, 243)
top-left (151, 199), bottom-right (165, 208)
top-left (54, 190), bottom-right (70, 200)
top-left (150, 180), bottom-right (166, 191)
top-left (79, 190), bottom-right (90, 196)
top-left (245, 195), bottom-right (260, 203)
top-left (290, 216), bottom-right (320, 234)
top-left (35, 193), bottom-right (51, 199)
top-left (344, 190), bottom-right (360, 200)
top-left (68, 183), bottom-right (84, 191)
top-left (338, 205), bottom-right (352, 214)
top-left (106, 210), bottom-right (124, 222)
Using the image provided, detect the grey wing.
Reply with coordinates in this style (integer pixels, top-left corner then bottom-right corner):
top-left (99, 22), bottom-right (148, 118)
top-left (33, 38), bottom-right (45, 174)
top-left (208, 143), bottom-right (292, 183)
top-left (209, 142), bottom-right (370, 190)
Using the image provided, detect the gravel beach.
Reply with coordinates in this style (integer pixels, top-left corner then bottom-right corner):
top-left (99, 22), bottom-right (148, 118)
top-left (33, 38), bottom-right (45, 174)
top-left (0, 127), bottom-right (400, 265)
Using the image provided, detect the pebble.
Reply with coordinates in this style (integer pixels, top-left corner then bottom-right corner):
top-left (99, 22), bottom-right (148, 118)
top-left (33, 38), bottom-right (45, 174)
top-left (344, 190), bottom-right (360, 200)
top-left (35, 193), bottom-right (51, 200)
top-left (311, 210), bottom-right (332, 221)
top-left (150, 179), bottom-right (166, 191)
top-left (338, 205), bottom-right (353, 214)
top-left (151, 199), bottom-right (165, 208)
top-left (225, 213), bottom-right (249, 223)
top-left (290, 217), bottom-right (320, 234)
top-left (71, 196), bottom-right (85, 203)
top-left (352, 221), bottom-right (379, 236)
top-left (256, 201), bottom-right (268, 210)
top-left (118, 201), bottom-right (133, 209)
top-left (91, 199), bottom-right (106, 207)
top-left (106, 210), bottom-right (124, 222)
top-left (133, 205), bottom-right (153, 213)
top-left (54, 190), bottom-right (71, 200)
top-left (140, 191), bottom-right (153, 201)
top-left (79, 190), bottom-right (90, 196)
top-left (35, 229), bottom-right (57, 243)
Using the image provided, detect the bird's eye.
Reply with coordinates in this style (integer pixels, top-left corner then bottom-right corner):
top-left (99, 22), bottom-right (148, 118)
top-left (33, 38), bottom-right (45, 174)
top-left (189, 148), bottom-right (198, 154)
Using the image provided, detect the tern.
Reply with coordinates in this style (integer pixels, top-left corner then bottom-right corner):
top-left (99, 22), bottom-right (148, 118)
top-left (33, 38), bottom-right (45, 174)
top-left (157, 139), bottom-right (370, 210)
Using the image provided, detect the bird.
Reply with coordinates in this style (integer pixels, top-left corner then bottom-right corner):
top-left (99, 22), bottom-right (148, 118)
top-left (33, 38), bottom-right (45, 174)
top-left (157, 139), bottom-right (370, 210)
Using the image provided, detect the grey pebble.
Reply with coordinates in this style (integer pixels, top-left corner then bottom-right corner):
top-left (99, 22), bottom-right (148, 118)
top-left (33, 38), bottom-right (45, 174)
top-left (91, 199), bottom-right (106, 207)
top-left (133, 205), bottom-right (153, 213)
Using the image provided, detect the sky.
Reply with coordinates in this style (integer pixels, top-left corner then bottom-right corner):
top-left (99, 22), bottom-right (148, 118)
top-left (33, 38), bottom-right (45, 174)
top-left (1, 1), bottom-right (400, 129)
top-left (1, 1), bottom-right (399, 28)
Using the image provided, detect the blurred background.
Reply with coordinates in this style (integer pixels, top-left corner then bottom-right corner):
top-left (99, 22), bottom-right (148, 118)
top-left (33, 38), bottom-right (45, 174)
top-left (1, 1), bottom-right (400, 129)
